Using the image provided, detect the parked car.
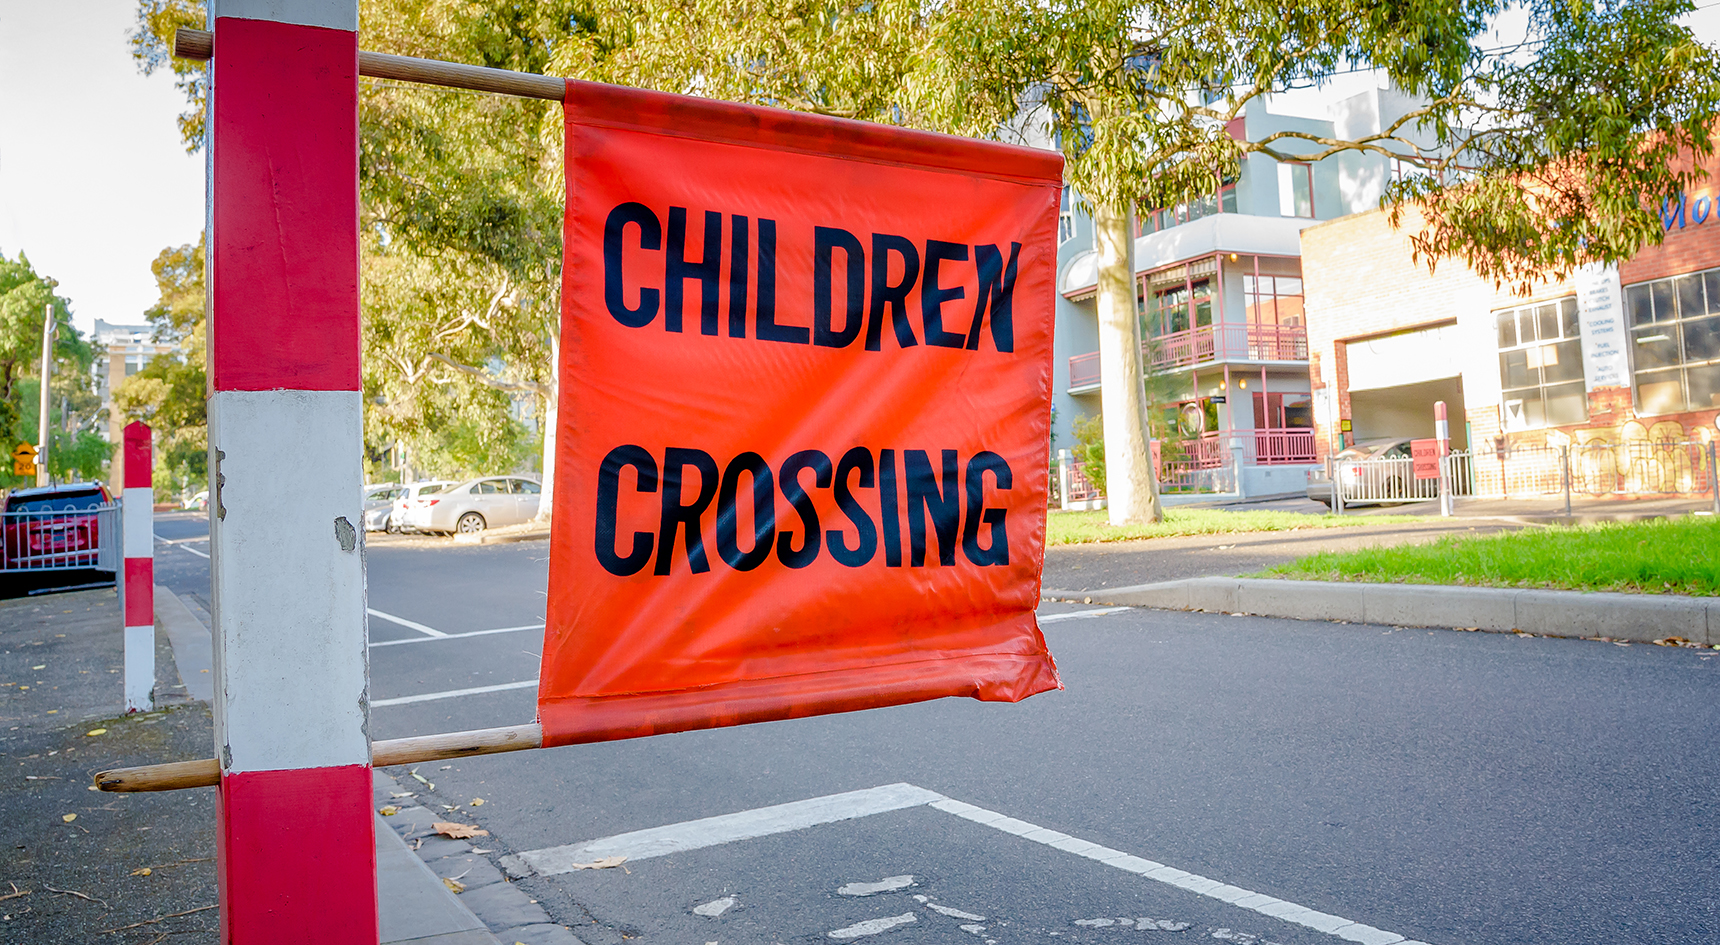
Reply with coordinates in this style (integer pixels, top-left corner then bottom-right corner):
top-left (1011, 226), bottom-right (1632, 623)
top-left (389, 480), bottom-right (457, 534)
top-left (1307, 439), bottom-right (1426, 506)
top-left (2, 482), bottom-right (113, 570)
top-left (362, 482), bottom-right (409, 532)
top-left (182, 490), bottom-right (208, 511)
top-left (401, 476), bottom-right (541, 535)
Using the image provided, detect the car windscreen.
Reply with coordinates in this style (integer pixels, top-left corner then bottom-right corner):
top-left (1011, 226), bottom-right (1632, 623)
top-left (8, 491), bottom-right (106, 513)
top-left (416, 483), bottom-right (449, 496)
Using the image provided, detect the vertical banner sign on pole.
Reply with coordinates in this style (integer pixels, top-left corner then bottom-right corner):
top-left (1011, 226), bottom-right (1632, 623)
top-left (540, 82), bottom-right (1063, 745)
top-left (207, 2), bottom-right (374, 942)
top-left (122, 421), bottom-right (154, 713)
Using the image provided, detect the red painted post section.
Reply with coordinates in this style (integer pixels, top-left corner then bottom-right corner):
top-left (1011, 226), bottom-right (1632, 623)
top-left (122, 421), bottom-right (154, 713)
top-left (207, 3), bottom-right (373, 942)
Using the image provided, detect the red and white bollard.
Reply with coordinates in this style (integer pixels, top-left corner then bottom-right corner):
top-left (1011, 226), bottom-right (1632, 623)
top-left (207, 1), bottom-right (375, 941)
top-left (1434, 400), bottom-right (1453, 518)
top-left (122, 420), bottom-right (154, 713)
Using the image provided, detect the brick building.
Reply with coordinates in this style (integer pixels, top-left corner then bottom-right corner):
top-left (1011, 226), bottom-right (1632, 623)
top-left (1300, 153), bottom-right (1720, 476)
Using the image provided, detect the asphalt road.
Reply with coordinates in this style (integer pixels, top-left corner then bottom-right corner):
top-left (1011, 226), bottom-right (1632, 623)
top-left (145, 513), bottom-right (1720, 945)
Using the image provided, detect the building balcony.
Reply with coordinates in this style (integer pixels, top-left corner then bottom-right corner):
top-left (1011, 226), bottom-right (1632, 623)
top-left (1066, 324), bottom-right (1308, 391)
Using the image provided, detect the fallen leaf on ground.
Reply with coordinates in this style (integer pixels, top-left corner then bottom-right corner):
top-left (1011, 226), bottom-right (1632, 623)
top-left (567, 856), bottom-right (627, 870)
top-left (30, 665), bottom-right (44, 670)
top-left (61, 814), bottom-right (77, 823)
top-left (442, 877), bottom-right (464, 893)
top-left (432, 822), bottom-right (488, 839)
top-left (130, 868), bottom-right (152, 877)
top-left (85, 729), bottom-right (106, 737)
top-left (378, 806), bottom-right (400, 816)
top-left (469, 798), bottom-right (485, 806)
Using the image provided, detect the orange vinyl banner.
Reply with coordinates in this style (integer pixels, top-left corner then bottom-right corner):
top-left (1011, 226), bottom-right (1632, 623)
top-left (538, 80), bottom-right (1064, 747)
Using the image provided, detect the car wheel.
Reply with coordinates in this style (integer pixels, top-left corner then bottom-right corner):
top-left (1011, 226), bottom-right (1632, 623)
top-left (456, 512), bottom-right (486, 534)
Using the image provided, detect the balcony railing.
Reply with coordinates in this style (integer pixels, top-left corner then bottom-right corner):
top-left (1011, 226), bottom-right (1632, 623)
top-left (1145, 323), bottom-right (1308, 369)
top-left (1069, 352), bottom-right (1101, 390)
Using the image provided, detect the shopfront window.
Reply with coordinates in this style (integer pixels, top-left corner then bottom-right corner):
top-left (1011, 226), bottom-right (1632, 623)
top-left (1496, 297), bottom-right (1586, 429)
top-left (1626, 266), bottom-right (1720, 415)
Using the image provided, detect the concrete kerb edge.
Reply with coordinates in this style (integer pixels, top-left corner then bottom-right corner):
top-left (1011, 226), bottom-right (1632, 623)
top-left (1076, 577), bottom-right (1717, 646)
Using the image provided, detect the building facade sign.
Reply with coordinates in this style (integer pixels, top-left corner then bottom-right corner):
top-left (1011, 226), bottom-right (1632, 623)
top-left (1573, 263), bottom-right (1629, 390)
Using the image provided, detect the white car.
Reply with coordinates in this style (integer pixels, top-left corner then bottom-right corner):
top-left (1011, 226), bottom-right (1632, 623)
top-left (362, 483), bottom-right (409, 532)
top-left (389, 480), bottom-right (457, 533)
top-left (402, 476), bottom-right (541, 535)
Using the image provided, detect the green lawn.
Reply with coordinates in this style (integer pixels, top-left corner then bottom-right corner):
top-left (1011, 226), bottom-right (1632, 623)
top-left (1259, 515), bottom-right (1720, 596)
top-left (1045, 507), bottom-right (1427, 546)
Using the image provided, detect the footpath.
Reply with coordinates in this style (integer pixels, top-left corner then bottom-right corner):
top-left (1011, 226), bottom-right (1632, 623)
top-left (0, 582), bottom-right (580, 945)
top-left (1043, 508), bottom-right (1717, 644)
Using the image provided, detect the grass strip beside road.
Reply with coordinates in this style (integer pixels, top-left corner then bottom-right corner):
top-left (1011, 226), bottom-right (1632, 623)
top-left (1259, 515), bottom-right (1720, 595)
top-left (1046, 508), bottom-right (1427, 546)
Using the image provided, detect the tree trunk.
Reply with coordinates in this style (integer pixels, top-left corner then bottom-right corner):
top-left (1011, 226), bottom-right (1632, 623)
top-left (1092, 200), bottom-right (1163, 525)
top-left (533, 329), bottom-right (558, 524)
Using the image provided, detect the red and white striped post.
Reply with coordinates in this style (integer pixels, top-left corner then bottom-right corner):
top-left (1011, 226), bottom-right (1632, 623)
top-left (122, 421), bottom-right (154, 713)
top-left (1434, 400), bottom-right (1453, 518)
top-left (206, 1), bottom-right (375, 941)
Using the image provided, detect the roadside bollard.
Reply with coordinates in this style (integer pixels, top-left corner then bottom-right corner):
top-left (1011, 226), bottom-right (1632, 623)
top-left (122, 421), bottom-right (154, 713)
top-left (1561, 445), bottom-right (1573, 518)
top-left (1710, 441), bottom-right (1719, 517)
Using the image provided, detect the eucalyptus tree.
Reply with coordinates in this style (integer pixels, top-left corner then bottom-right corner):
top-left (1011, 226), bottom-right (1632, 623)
top-left (909, 0), bottom-right (1719, 524)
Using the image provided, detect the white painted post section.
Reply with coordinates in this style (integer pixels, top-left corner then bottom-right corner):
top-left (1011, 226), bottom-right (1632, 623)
top-left (1434, 400), bottom-right (1453, 518)
top-left (206, 0), bottom-right (375, 940)
top-left (122, 421), bottom-right (155, 713)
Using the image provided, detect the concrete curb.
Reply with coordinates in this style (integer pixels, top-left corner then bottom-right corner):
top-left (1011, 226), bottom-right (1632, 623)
top-left (452, 526), bottom-right (551, 546)
top-left (1047, 578), bottom-right (1716, 645)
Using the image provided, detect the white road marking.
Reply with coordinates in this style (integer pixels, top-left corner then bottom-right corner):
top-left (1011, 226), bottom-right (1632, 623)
top-left (959, 923), bottom-right (986, 934)
top-left (502, 783), bottom-right (1428, 945)
top-left (829, 913), bottom-right (916, 939)
top-left (925, 902), bottom-right (985, 921)
top-left (1037, 607), bottom-right (1131, 624)
top-left (368, 607), bottom-right (446, 638)
top-left (370, 623), bottom-right (544, 648)
top-left (693, 896), bottom-right (736, 917)
top-left (371, 678), bottom-right (537, 707)
top-left (503, 784), bottom-right (944, 876)
top-left (155, 534), bottom-right (210, 558)
top-left (840, 876), bottom-right (916, 897)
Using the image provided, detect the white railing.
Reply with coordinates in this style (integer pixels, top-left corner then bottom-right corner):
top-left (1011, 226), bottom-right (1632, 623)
top-left (1, 502), bottom-right (122, 573)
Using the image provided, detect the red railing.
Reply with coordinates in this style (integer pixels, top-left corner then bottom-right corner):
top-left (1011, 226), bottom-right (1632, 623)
top-left (1248, 428), bottom-right (1317, 465)
top-left (1069, 352), bottom-right (1101, 389)
top-left (1143, 323), bottom-right (1308, 368)
top-left (1064, 458), bottom-right (1103, 502)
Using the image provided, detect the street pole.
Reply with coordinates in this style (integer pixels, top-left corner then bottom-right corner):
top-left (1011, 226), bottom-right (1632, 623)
top-left (1562, 445), bottom-right (1573, 518)
top-left (37, 303), bottom-right (53, 487)
top-left (1434, 400), bottom-right (1453, 517)
top-left (207, 1), bottom-right (375, 941)
top-left (1709, 441), bottom-right (1719, 517)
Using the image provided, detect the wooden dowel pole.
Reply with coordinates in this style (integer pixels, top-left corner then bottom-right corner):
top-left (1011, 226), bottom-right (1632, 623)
top-left (95, 722), bottom-right (545, 793)
top-left (172, 28), bottom-right (565, 101)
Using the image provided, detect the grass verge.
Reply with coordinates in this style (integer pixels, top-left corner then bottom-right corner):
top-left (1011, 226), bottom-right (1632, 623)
top-left (1046, 507), bottom-right (1427, 546)
top-left (1258, 515), bottom-right (1720, 595)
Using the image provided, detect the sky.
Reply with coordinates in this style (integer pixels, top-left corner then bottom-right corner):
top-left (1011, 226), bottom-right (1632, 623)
top-left (0, 1), bottom-right (1717, 339)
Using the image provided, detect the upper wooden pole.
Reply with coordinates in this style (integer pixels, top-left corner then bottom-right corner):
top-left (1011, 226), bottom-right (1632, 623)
top-left (174, 28), bottom-right (565, 101)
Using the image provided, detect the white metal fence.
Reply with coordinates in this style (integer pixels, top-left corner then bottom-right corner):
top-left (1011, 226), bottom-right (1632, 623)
top-left (0, 501), bottom-right (123, 573)
top-left (1329, 441), bottom-right (1720, 514)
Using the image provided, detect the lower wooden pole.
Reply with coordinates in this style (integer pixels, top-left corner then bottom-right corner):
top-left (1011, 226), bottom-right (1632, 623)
top-left (94, 722), bottom-right (544, 793)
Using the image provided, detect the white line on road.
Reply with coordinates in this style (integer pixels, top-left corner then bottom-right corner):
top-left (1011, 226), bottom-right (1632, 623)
top-left (367, 608), bottom-right (446, 638)
top-left (370, 678), bottom-right (538, 707)
top-left (155, 534), bottom-right (210, 558)
top-left (503, 783), bottom-right (1429, 945)
top-left (370, 623), bottom-right (544, 648)
top-left (1038, 607), bottom-right (1132, 623)
top-left (505, 783), bottom-right (945, 875)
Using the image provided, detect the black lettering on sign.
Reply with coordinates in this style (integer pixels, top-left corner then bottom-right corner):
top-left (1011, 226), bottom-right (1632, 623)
top-left (755, 219), bottom-right (809, 344)
top-left (905, 448), bottom-right (960, 566)
top-left (728, 215), bottom-right (750, 339)
top-left (878, 448), bottom-right (902, 567)
top-left (655, 447), bottom-right (719, 575)
top-left (828, 446), bottom-right (878, 567)
top-left (967, 243), bottom-right (1019, 352)
top-left (603, 203), bottom-right (661, 328)
top-left (921, 240), bottom-right (969, 348)
top-left (715, 451), bottom-right (774, 571)
top-left (666, 207), bottom-right (722, 335)
top-left (814, 227), bottom-right (866, 349)
top-left (777, 450), bottom-right (832, 568)
top-left (595, 445), bottom-right (658, 576)
top-left (867, 235), bottom-right (920, 351)
top-left (962, 451), bottom-right (1011, 565)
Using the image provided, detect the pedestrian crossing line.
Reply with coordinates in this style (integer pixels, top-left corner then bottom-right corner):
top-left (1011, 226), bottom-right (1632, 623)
top-left (1038, 607), bottom-right (1132, 624)
top-left (502, 783), bottom-right (1430, 945)
top-left (370, 623), bottom-right (544, 648)
top-left (371, 678), bottom-right (537, 707)
top-left (368, 607), bottom-right (446, 637)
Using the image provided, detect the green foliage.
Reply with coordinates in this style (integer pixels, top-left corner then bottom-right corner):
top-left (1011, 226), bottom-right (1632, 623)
top-left (114, 241), bottom-right (208, 496)
top-left (1071, 413), bottom-right (1107, 496)
top-left (1046, 507), bottom-right (1427, 546)
top-left (0, 252), bottom-right (95, 488)
top-left (128, 0), bottom-right (206, 150)
top-left (1262, 515), bottom-right (1720, 596)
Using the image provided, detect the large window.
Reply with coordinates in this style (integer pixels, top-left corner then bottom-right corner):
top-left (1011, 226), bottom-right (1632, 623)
top-left (1626, 267), bottom-right (1720, 415)
top-left (1141, 268), bottom-right (1214, 337)
top-left (1140, 179), bottom-right (1238, 235)
top-left (1241, 257), bottom-right (1305, 328)
top-left (1277, 162), bottom-right (1313, 218)
top-left (1497, 297), bottom-right (1586, 429)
